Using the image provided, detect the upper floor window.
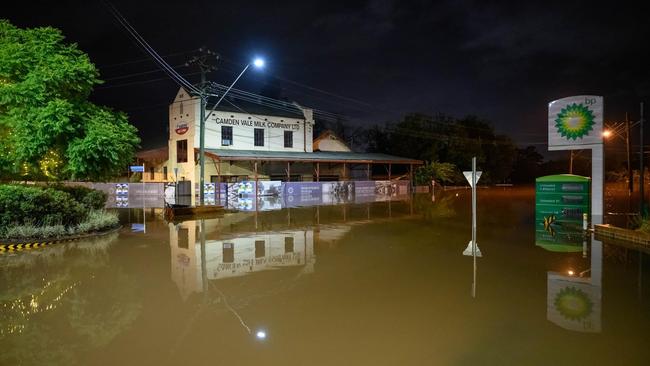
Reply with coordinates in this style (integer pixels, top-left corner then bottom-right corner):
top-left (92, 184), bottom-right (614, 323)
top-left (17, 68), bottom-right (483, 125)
top-left (176, 139), bottom-right (187, 163)
top-left (222, 126), bottom-right (233, 146)
top-left (284, 131), bottom-right (293, 148)
top-left (254, 128), bottom-right (264, 147)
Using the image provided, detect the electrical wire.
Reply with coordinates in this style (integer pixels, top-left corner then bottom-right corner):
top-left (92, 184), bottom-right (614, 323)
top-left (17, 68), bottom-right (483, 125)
top-left (102, 0), bottom-right (200, 94)
top-left (102, 64), bottom-right (189, 81)
top-left (98, 49), bottom-right (198, 69)
top-left (96, 72), bottom-right (201, 90)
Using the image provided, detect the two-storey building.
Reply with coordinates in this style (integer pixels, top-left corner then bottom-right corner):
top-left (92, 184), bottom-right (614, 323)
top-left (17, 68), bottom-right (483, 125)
top-left (136, 87), bottom-right (421, 200)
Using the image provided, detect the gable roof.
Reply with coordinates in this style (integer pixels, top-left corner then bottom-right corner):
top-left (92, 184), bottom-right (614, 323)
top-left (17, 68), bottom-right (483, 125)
top-left (313, 130), bottom-right (351, 151)
top-left (174, 87), bottom-right (306, 119)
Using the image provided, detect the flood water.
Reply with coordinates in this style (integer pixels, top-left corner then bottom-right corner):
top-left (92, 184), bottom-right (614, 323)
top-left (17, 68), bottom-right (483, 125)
top-left (1, 187), bottom-right (649, 365)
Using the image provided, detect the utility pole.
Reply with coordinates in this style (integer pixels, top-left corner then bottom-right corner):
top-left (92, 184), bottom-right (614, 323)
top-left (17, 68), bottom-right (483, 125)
top-left (187, 48), bottom-right (218, 206)
top-left (627, 113), bottom-right (632, 195)
top-left (641, 102), bottom-right (646, 216)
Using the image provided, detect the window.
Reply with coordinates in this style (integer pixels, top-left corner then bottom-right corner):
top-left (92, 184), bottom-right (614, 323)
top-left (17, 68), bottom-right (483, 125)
top-left (178, 228), bottom-right (189, 249)
top-left (284, 237), bottom-right (294, 253)
top-left (254, 128), bottom-right (264, 146)
top-left (223, 243), bottom-right (234, 263)
top-left (221, 126), bottom-right (232, 146)
top-left (149, 166), bottom-right (155, 180)
top-left (176, 139), bottom-right (187, 163)
top-left (255, 240), bottom-right (265, 258)
top-left (284, 131), bottom-right (293, 148)
top-left (163, 166), bottom-right (168, 180)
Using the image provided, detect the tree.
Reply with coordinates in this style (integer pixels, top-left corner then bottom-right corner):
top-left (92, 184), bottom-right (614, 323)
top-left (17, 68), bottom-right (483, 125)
top-left (366, 113), bottom-right (517, 184)
top-left (0, 20), bottom-right (140, 181)
top-left (512, 146), bottom-right (544, 183)
top-left (414, 161), bottom-right (458, 186)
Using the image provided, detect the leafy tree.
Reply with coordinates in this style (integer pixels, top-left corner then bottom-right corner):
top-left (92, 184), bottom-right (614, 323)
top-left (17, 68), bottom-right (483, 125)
top-left (0, 20), bottom-right (140, 181)
top-left (414, 161), bottom-right (458, 186)
top-left (367, 113), bottom-right (517, 184)
top-left (511, 146), bottom-right (544, 183)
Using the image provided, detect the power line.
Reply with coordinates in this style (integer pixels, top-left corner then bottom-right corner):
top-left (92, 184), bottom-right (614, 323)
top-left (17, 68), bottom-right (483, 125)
top-left (96, 71), bottom-right (201, 90)
top-left (102, 0), bottom-right (199, 94)
top-left (102, 64), bottom-right (188, 81)
top-left (97, 49), bottom-right (198, 69)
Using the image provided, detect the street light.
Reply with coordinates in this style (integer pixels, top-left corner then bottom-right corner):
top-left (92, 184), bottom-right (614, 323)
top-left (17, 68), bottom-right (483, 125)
top-left (253, 57), bottom-right (265, 68)
top-left (198, 57), bottom-right (265, 205)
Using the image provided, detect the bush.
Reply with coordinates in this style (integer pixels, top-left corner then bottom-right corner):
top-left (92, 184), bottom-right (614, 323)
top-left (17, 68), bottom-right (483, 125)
top-left (0, 185), bottom-right (86, 230)
top-left (1, 210), bottom-right (118, 240)
top-left (49, 185), bottom-right (108, 210)
top-left (75, 210), bottom-right (119, 233)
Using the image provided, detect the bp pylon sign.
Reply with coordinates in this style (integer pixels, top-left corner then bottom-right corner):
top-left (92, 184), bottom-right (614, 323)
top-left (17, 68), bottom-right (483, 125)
top-left (548, 96), bottom-right (603, 149)
top-left (547, 95), bottom-right (604, 224)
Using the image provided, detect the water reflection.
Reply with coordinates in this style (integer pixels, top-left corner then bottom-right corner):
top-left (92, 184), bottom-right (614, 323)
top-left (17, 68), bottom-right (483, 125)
top-left (0, 232), bottom-right (144, 365)
top-left (169, 219), bottom-right (316, 300)
top-left (3, 189), bottom-right (650, 365)
top-left (544, 232), bottom-right (603, 333)
top-left (167, 200), bottom-right (418, 300)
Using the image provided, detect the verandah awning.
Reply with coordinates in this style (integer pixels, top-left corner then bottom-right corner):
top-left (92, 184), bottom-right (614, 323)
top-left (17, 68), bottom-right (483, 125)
top-left (204, 149), bottom-right (422, 165)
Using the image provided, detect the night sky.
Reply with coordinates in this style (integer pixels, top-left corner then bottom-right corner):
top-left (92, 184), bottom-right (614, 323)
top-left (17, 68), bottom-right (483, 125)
top-left (4, 1), bottom-right (650, 156)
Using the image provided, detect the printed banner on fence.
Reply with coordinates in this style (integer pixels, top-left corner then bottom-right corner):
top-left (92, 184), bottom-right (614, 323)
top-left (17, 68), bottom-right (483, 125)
top-left (284, 182), bottom-right (322, 207)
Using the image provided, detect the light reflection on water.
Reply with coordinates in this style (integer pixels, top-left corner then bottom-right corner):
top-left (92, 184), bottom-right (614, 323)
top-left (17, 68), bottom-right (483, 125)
top-left (1, 187), bottom-right (649, 365)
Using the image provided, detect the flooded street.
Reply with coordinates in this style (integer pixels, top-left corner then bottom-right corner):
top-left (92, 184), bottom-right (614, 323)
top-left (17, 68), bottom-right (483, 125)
top-left (1, 187), bottom-right (649, 365)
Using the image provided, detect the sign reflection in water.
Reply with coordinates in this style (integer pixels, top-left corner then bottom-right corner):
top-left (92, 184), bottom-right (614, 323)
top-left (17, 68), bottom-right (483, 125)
top-left (545, 233), bottom-right (603, 333)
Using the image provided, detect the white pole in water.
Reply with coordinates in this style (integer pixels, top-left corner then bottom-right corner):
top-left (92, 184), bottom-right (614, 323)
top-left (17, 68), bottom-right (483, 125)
top-left (471, 157), bottom-right (477, 297)
top-left (472, 157), bottom-right (477, 255)
top-left (142, 163), bottom-right (146, 234)
top-left (463, 157), bottom-right (482, 297)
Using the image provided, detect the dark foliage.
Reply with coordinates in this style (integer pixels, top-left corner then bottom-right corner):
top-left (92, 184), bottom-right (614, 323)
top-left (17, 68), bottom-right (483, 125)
top-left (0, 185), bottom-right (86, 229)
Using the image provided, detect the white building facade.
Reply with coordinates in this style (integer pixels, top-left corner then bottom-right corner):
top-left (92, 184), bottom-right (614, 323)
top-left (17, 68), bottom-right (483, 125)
top-left (166, 87), bottom-right (314, 183)
top-left (136, 87), bottom-right (422, 205)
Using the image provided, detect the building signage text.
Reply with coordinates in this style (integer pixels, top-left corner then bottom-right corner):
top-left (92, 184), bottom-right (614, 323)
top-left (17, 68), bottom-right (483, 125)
top-left (215, 117), bottom-right (301, 131)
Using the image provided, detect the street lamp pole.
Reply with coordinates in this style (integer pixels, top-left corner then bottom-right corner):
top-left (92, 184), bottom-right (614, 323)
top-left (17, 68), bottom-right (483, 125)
top-left (187, 48), bottom-right (218, 206)
top-left (204, 63), bottom-right (251, 122)
top-left (626, 112), bottom-right (632, 195)
top-left (641, 102), bottom-right (646, 216)
top-left (198, 58), bottom-right (265, 206)
top-left (199, 73), bottom-right (207, 205)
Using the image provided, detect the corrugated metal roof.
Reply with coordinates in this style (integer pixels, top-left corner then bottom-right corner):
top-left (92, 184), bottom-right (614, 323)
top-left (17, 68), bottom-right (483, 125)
top-left (205, 149), bottom-right (422, 164)
top-left (206, 95), bottom-right (305, 119)
top-left (136, 146), bottom-right (169, 160)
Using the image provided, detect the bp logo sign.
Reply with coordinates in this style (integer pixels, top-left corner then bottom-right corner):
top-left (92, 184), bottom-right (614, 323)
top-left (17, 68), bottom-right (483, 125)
top-left (548, 95), bottom-right (603, 150)
top-left (554, 286), bottom-right (593, 321)
top-left (555, 104), bottom-right (595, 140)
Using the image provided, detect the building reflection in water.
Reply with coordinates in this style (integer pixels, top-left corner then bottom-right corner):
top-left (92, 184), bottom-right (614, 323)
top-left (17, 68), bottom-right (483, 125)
top-left (168, 200), bottom-right (416, 300)
top-left (170, 220), bottom-right (317, 300)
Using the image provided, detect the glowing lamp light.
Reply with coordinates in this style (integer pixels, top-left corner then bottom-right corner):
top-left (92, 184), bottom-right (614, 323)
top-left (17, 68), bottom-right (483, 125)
top-left (602, 130), bottom-right (612, 138)
top-left (256, 330), bottom-right (267, 339)
top-left (567, 270), bottom-right (575, 276)
top-left (253, 58), bottom-right (265, 68)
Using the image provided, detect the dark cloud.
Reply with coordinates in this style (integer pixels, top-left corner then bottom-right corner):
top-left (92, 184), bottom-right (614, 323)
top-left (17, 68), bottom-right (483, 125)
top-left (3, 0), bottom-right (649, 151)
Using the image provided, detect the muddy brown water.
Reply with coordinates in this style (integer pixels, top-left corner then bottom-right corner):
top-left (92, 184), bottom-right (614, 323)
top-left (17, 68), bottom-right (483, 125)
top-left (1, 187), bottom-right (649, 365)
